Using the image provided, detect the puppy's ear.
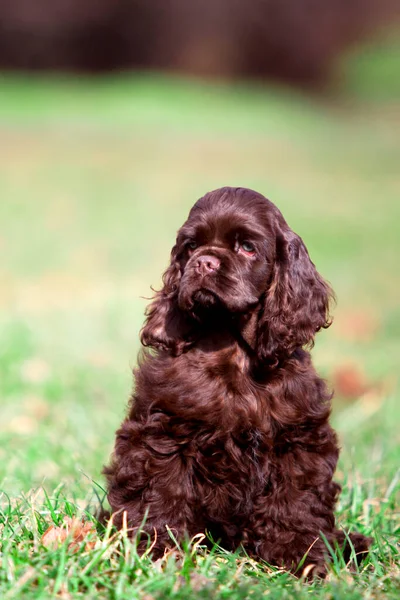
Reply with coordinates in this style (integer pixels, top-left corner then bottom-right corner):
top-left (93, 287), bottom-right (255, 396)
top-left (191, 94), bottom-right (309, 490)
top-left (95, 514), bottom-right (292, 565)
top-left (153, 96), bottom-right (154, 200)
top-left (256, 225), bottom-right (334, 367)
top-left (140, 246), bottom-right (194, 355)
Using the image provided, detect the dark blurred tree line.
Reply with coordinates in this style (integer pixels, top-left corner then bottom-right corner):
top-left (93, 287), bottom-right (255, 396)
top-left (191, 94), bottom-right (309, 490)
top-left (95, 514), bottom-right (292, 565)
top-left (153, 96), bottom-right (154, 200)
top-left (0, 0), bottom-right (398, 85)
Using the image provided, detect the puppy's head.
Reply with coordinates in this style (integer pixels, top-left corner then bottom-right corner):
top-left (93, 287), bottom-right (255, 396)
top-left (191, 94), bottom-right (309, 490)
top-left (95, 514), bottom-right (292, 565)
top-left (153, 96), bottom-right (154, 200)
top-left (141, 187), bottom-right (333, 364)
top-left (177, 188), bottom-right (274, 315)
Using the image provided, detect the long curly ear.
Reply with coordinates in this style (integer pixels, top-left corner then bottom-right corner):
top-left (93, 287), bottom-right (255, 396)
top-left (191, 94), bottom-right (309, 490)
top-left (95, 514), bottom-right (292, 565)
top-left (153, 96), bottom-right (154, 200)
top-left (256, 227), bottom-right (334, 367)
top-left (140, 246), bottom-right (194, 355)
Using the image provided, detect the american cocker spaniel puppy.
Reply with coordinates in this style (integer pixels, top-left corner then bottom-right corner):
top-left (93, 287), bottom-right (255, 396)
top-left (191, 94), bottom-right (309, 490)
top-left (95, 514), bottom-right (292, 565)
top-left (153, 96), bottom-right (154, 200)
top-left (104, 187), bottom-right (370, 574)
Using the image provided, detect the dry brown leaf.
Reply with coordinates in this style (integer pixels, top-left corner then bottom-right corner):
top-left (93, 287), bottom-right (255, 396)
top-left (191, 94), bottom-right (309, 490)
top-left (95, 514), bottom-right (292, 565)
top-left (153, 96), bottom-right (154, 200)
top-left (41, 517), bottom-right (97, 552)
top-left (332, 364), bottom-right (369, 399)
top-left (42, 523), bottom-right (67, 547)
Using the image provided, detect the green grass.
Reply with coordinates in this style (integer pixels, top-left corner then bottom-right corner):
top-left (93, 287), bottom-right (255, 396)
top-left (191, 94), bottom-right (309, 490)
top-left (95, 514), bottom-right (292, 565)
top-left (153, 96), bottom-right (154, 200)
top-left (0, 62), bottom-right (399, 598)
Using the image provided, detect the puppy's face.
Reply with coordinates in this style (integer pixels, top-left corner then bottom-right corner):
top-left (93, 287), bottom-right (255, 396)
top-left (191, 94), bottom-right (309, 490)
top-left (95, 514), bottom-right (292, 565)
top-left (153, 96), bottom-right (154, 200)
top-left (141, 187), bottom-right (332, 362)
top-left (174, 191), bottom-right (275, 316)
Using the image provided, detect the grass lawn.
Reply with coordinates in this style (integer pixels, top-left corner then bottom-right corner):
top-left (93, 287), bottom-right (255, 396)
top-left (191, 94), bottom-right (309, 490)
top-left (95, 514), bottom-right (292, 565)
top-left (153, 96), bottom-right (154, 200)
top-left (0, 60), bottom-right (399, 598)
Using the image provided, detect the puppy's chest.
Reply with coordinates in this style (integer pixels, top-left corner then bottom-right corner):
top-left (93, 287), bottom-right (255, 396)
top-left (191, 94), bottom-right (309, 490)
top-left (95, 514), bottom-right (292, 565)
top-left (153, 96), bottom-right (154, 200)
top-left (194, 426), bottom-right (270, 470)
top-left (141, 347), bottom-right (272, 452)
top-left (173, 346), bottom-right (264, 420)
top-left (181, 354), bottom-right (272, 464)
top-left (187, 425), bottom-right (271, 518)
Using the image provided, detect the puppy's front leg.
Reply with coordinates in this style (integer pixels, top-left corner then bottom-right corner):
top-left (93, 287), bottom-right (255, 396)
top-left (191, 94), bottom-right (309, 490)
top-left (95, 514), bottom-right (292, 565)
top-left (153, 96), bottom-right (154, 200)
top-left (104, 420), bottom-right (195, 557)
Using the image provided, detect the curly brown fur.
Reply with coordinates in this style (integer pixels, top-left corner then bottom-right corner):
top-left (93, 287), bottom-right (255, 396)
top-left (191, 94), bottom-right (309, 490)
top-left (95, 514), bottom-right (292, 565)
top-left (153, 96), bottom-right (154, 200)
top-left (104, 187), bottom-right (371, 574)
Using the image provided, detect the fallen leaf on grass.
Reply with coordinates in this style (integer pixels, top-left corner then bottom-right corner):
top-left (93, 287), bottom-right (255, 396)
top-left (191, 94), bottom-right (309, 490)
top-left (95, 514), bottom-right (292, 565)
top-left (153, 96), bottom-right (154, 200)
top-left (332, 363), bottom-right (388, 412)
top-left (332, 364), bottom-right (369, 398)
top-left (42, 517), bottom-right (97, 552)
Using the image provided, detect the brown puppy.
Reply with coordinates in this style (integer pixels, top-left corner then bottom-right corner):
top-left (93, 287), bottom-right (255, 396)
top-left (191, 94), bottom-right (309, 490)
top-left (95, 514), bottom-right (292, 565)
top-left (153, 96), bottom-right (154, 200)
top-left (104, 187), bottom-right (370, 574)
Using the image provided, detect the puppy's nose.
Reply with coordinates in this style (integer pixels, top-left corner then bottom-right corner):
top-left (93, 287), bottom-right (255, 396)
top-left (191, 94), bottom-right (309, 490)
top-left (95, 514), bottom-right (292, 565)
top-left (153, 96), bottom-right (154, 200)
top-left (196, 255), bottom-right (220, 275)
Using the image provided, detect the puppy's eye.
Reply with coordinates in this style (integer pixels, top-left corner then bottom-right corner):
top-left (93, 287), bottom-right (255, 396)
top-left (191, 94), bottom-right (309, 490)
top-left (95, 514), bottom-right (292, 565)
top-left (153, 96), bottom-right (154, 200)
top-left (187, 241), bottom-right (198, 250)
top-left (241, 241), bottom-right (255, 254)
